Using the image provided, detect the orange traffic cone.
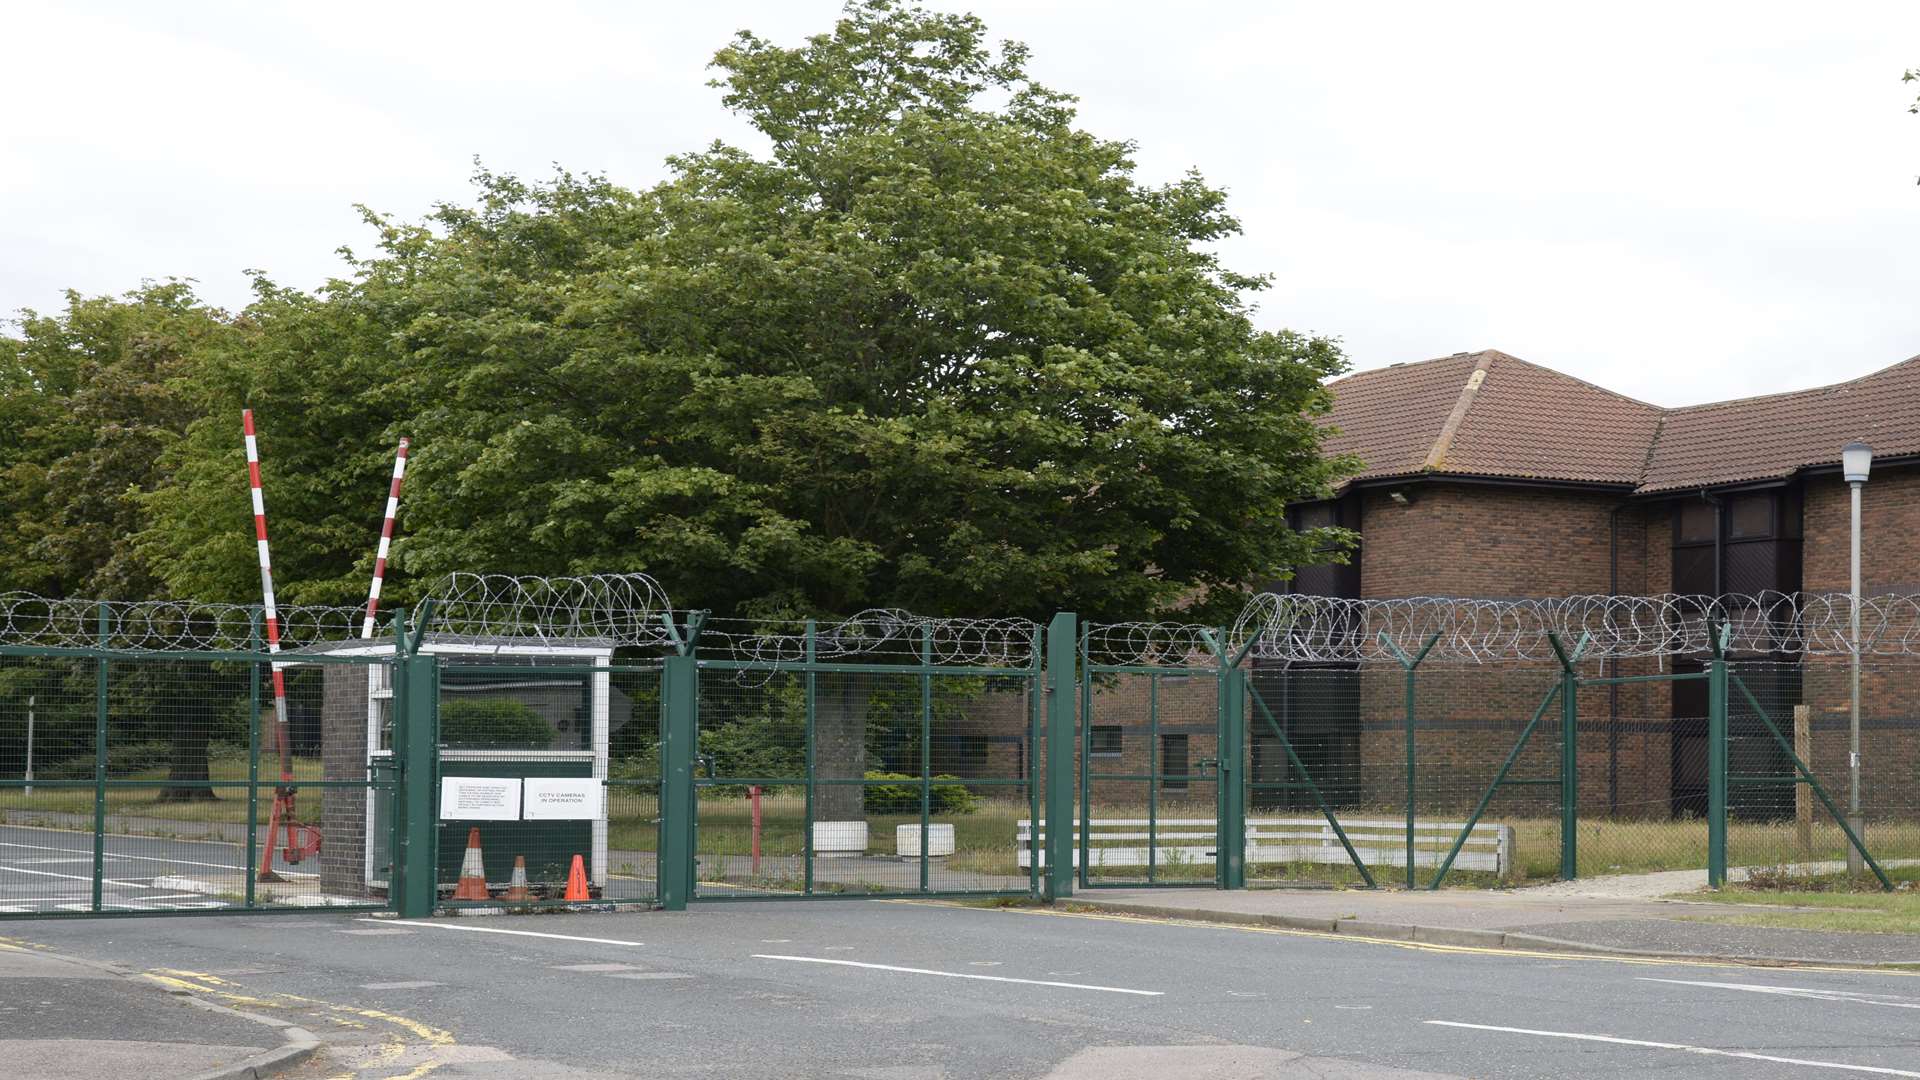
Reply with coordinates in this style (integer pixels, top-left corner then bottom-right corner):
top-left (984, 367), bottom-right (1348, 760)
top-left (503, 855), bottom-right (531, 902)
top-left (452, 827), bottom-right (490, 900)
top-left (563, 854), bottom-right (590, 901)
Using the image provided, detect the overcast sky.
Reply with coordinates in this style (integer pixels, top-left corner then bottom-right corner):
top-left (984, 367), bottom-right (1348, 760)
top-left (4, 1), bottom-right (1916, 406)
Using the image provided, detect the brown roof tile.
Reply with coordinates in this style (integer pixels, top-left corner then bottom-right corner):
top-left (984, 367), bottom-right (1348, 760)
top-left (1638, 356), bottom-right (1920, 492)
top-left (1320, 350), bottom-right (1920, 494)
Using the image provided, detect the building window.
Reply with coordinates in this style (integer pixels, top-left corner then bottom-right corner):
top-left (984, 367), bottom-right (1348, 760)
top-left (1676, 501), bottom-right (1717, 545)
top-left (1286, 495), bottom-right (1360, 599)
top-left (932, 734), bottom-right (990, 777)
top-left (1727, 494), bottom-right (1773, 540)
top-left (1089, 725), bottom-right (1123, 757)
top-left (1160, 734), bottom-right (1190, 791)
top-left (1669, 488), bottom-right (1802, 597)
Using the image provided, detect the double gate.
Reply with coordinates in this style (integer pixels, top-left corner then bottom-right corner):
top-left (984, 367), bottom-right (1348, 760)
top-left (0, 608), bottom-right (1056, 920)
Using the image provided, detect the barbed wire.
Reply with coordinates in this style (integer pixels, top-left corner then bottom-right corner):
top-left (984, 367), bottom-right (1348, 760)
top-left (1080, 621), bottom-right (1222, 668)
top-left (705, 610), bottom-right (1040, 668)
top-left (7, 586), bottom-right (1918, 664)
top-left (0, 593), bottom-right (363, 652)
top-left (422, 572), bottom-right (677, 648)
top-left (1225, 591), bottom-right (1920, 666)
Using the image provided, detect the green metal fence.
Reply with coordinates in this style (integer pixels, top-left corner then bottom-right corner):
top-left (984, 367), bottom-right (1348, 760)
top-left (686, 616), bottom-right (1044, 902)
top-left (1072, 611), bottom-right (1903, 895)
top-left (0, 619), bottom-right (397, 918)
top-left (5, 590), bottom-right (1911, 920)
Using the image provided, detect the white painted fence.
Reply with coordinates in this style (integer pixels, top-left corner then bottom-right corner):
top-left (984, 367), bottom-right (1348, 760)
top-left (1016, 818), bottom-right (1514, 877)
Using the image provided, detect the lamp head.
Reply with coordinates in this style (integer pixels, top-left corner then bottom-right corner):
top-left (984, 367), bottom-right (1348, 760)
top-left (1842, 441), bottom-right (1873, 485)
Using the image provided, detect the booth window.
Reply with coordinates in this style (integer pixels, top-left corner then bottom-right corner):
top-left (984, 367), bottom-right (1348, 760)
top-left (438, 655), bottom-right (594, 753)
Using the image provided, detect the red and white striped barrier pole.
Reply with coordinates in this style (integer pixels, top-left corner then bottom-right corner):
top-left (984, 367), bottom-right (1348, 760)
top-left (360, 437), bottom-right (410, 639)
top-left (244, 409), bottom-right (297, 881)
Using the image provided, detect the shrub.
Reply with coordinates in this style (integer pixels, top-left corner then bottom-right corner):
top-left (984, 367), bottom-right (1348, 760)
top-left (439, 699), bottom-right (552, 750)
top-left (863, 772), bottom-right (979, 815)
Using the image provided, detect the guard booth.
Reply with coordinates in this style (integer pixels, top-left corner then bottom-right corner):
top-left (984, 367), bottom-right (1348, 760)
top-left (305, 636), bottom-right (632, 902)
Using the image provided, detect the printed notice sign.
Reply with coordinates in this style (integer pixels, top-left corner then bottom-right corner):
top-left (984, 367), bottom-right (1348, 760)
top-left (439, 777), bottom-right (522, 821)
top-left (522, 778), bottom-right (604, 821)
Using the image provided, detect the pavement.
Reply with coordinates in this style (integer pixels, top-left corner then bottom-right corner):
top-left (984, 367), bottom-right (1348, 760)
top-left (1069, 874), bottom-right (1920, 967)
top-left (0, 931), bottom-right (309, 1080)
top-left (7, 900), bottom-right (1920, 1078)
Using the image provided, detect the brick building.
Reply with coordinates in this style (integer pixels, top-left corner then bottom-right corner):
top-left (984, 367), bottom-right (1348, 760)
top-left (1270, 349), bottom-right (1920, 821)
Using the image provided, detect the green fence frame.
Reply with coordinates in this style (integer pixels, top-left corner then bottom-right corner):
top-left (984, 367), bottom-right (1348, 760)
top-left (0, 613), bottom-right (403, 921)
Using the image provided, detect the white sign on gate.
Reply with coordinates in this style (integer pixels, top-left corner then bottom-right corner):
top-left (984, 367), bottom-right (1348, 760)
top-left (522, 778), bottom-right (603, 820)
top-left (439, 776), bottom-right (522, 820)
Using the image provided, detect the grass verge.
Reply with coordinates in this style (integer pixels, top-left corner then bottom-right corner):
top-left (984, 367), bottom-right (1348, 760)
top-left (1673, 865), bottom-right (1920, 935)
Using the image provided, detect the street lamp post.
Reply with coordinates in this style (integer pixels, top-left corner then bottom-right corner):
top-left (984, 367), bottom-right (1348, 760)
top-left (1842, 440), bottom-right (1872, 875)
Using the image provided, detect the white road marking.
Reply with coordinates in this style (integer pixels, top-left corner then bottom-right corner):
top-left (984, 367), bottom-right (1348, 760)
top-left (0, 864), bottom-right (148, 887)
top-left (1424, 1020), bottom-right (1920, 1077)
top-left (1639, 978), bottom-right (1920, 1009)
top-left (0, 839), bottom-right (246, 872)
top-left (361, 981), bottom-right (444, 990)
top-left (365, 919), bottom-right (643, 947)
top-left (753, 955), bottom-right (1163, 996)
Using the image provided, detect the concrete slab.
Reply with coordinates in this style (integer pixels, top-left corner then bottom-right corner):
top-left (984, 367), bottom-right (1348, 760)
top-left (0, 1039), bottom-right (266, 1080)
top-left (1071, 886), bottom-right (1920, 967)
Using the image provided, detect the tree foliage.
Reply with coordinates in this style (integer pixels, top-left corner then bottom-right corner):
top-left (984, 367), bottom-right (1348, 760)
top-left (11, 1), bottom-right (1354, 628)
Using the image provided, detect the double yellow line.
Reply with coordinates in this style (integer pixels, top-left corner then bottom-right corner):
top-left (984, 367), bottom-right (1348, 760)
top-left (145, 968), bottom-right (456, 1080)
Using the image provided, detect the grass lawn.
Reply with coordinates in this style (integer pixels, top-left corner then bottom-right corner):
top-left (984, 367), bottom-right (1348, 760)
top-left (1672, 865), bottom-right (1920, 935)
top-left (0, 753), bottom-right (328, 826)
top-left (12, 759), bottom-right (1918, 895)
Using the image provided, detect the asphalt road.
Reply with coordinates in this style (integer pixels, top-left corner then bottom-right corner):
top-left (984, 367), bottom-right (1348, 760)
top-left (11, 900), bottom-right (1920, 1079)
top-left (0, 823), bottom-right (329, 913)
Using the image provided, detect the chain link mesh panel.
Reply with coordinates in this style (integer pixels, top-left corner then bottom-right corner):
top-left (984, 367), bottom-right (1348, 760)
top-left (0, 650), bottom-right (393, 915)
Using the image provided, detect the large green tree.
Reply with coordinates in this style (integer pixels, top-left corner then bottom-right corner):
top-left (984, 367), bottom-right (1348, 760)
top-left (131, 3), bottom-right (1357, 816)
top-left (0, 281), bottom-right (231, 600)
top-left (149, 1), bottom-right (1352, 624)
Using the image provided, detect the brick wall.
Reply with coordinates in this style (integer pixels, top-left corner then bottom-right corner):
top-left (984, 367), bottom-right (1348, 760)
top-left (1803, 467), bottom-right (1920, 593)
top-left (1356, 484), bottom-right (1630, 598)
top-left (320, 664), bottom-right (370, 898)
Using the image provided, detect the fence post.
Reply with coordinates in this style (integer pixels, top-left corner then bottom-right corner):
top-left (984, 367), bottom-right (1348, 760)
top-left (1544, 631), bottom-right (1584, 882)
top-left (658, 646), bottom-right (697, 911)
top-left (1793, 704), bottom-right (1812, 855)
top-left (1560, 661), bottom-right (1578, 880)
top-left (391, 609), bottom-right (441, 918)
top-left (1044, 612), bottom-right (1077, 902)
top-left (245, 608), bottom-right (262, 910)
top-left (91, 602), bottom-right (109, 913)
top-left (1216, 660), bottom-right (1247, 889)
top-left (1379, 632), bottom-right (1441, 889)
top-left (1706, 622), bottom-right (1730, 889)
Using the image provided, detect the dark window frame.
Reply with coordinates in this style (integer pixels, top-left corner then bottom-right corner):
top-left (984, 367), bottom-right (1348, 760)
top-left (1159, 733), bottom-right (1190, 791)
top-left (1089, 725), bottom-right (1123, 757)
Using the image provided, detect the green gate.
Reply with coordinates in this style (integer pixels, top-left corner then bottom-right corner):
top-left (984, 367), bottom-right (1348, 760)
top-left (679, 613), bottom-right (1046, 902)
top-left (1074, 621), bottom-right (1376, 891)
top-left (0, 602), bottom-right (400, 919)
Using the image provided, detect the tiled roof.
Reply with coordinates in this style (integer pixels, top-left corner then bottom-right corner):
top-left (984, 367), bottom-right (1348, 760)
top-left (1321, 350), bottom-right (1920, 494)
top-left (1638, 358), bottom-right (1920, 492)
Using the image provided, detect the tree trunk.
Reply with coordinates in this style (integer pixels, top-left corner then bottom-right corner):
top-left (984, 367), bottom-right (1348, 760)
top-left (813, 677), bottom-right (871, 822)
top-left (157, 727), bottom-right (219, 802)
